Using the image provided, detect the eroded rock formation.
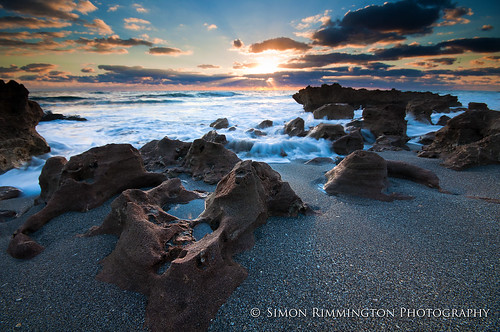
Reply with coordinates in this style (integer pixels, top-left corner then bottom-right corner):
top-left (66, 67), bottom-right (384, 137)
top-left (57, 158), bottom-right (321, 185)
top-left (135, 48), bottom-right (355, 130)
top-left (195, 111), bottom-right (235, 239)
top-left (140, 136), bottom-right (192, 171)
top-left (312, 103), bottom-right (354, 120)
top-left (332, 130), bottom-right (364, 155)
top-left (307, 123), bottom-right (345, 140)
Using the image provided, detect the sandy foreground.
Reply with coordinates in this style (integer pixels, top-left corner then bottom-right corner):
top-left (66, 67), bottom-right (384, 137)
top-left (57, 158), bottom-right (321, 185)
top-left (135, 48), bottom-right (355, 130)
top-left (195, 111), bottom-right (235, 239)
top-left (0, 150), bottom-right (498, 331)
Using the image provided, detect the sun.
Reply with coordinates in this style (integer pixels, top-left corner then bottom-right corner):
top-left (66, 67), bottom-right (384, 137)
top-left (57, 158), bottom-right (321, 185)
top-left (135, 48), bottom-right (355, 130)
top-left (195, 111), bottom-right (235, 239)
top-left (249, 54), bottom-right (282, 74)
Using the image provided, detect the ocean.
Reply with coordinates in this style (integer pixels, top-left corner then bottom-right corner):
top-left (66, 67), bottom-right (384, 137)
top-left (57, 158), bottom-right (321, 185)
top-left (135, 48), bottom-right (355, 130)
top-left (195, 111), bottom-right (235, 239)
top-left (1, 89), bottom-right (499, 196)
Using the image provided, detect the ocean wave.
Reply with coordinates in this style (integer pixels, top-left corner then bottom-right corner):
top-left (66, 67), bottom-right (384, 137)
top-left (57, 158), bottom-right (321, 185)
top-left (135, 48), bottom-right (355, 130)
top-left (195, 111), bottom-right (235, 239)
top-left (32, 96), bottom-right (89, 102)
top-left (196, 91), bottom-right (240, 97)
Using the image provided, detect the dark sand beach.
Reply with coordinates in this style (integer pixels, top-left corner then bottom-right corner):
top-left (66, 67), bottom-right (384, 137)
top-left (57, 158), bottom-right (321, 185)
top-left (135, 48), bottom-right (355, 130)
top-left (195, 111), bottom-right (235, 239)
top-left (1, 150), bottom-right (498, 331)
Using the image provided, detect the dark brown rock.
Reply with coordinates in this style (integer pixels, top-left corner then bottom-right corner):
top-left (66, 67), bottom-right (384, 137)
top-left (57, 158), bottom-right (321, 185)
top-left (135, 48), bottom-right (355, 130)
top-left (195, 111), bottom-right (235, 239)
top-left (246, 128), bottom-right (267, 138)
top-left (8, 144), bottom-right (166, 259)
top-left (418, 132), bottom-right (436, 145)
top-left (293, 83), bottom-right (460, 112)
top-left (436, 115), bottom-right (451, 126)
top-left (40, 111), bottom-right (87, 122)
top-left (418, 109), bottom-right (500, 170)
top-left (307, 123), bottom-right (345, 140)
top-left (7, 233), bottom-right (45, 259)
top-left (201, 130), bottom-right (227, 144)
top-left (0, 186), bottom-right (22, 201)
top-left (369, 135), bottom-right (410, 152)
top-left (468, 102), bottom-right (488, 111)
top-left (140, 136), bottom-right (191, 171)
top-left (313, 103), bottom-right (354, 120)
top-left (257, 120), bottom-right (273, 129)
top-left (87, 161), bottom-right (307, 332)
top-left (36, 156), bottom-right (66, 204)
top-left (332, 130), bottom-right (364, 155)
top-left (284, 117), bottom-right (306, 137)
top-left (209, 117), bottom-right (229, 129)
top-left (386, 160), bottom-right (440, 189)
top-left (0, 80), bottom-right (50, 173)
top-left (304, 157), bottom-right (335, 165)
top-left (181, 139), bottom-right (240, 184)
top-left (362, 104), bottom-right (407, 138)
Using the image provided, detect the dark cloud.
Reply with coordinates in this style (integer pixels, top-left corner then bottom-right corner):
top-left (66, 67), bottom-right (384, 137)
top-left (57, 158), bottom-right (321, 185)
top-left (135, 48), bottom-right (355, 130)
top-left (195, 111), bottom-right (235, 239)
top-left (312, 0), bottom-right (455, 47)
top-left (75, 36), bottom-right (153, 53)
top-left (409, 57), bottom-right (456, 68)
top-left (233, 39), bottom-right (243, 48)
top-left (481, 25), bottom-right (493, 31)
top-left (0, 0), bottom-right (94, 20)
top-left (0, 16), bottom-right (72, 29)
top-left (0, 65), bottom-right (21, 78)
top-left (0, 31), bottom-right (69, 40)
top-left (148, 47), bottom-right (183, 55)
top-left (280, 52), bottom-right (377, 69)
top-left (20, 63), bottom-right (57, 72)
top-left (81, 67), bottom-right (95, 73)
top-left (248, 37), bottom-right (311, 53)
top-left (197, 64), bottom-right (220, 69)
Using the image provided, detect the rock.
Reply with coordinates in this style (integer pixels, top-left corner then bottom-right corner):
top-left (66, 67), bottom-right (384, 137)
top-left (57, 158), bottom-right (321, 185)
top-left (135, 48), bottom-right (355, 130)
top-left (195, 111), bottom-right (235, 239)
top-left (418, 109), bottom-right (500, 170)
top-left (8, 144), bottom-right (166, 259)
top-left (257, 120), bottom-right (273, 129)
top-left (386, 160), bottom-right (440, 189)
top-left (418, 132), bottom-right (436, 145)
top-left (0, 186), bottom-right (22, 201)
top-left (245, 128), bottom-right (267, 138)
top-left (369, 135), bottom-right (410, 152)
top-left (307, 123), bottom-right (345, 140)
top-left (181, 139), bottom-right (241, 184)
top-left (332, 130), bottom-right (364, 155)
top-left (140, 136), bottom-right (191, 171)
top-left (210, 118), bottom-right (229, 129)
top-left (0, 80), bottom-right (50, 173)
top-left (36, 156), bottom-right (67, 204)
top-left (405, 100), bottom-right (433, 124)
top-left (313, 103), bottom-right (354, 120)
top-left (0, 209), bottom-right (17, 222)
top-left (324, 150), bottom-right (412, 201)
top-left (436, 115), bottom-right (451, 126)
top-left (40, 111), bottom-right (87, 122)
top-left (0, 196), bottom-right (35, 221)
top-left (293, 83), bottom-right (460, 112)
top-left (87, 161), bottom-right (307, 332)
top-left (362, 104), bottom-right (407, 138)
top-left (201, 130), bottom-right (227, 144)
top-left (228, 126), bottom-right (236, 131)
top-left (468, 102), bottom-right (488, 111)
top-left (304, 157), bottom-right (335, 165)
top-left (7, 233), bottom-right (44, 259)
top-left (284, 117), bottom-right (306, 137)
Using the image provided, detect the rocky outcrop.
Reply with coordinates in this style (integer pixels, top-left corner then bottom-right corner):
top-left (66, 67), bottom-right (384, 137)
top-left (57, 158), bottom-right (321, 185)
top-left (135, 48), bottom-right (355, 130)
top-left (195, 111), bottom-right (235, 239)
top-left (332, 130), bottom-right (364, 155)
top-left (468, 102), bottom-right (488, 111)
top-left (0, 80), bottom-right (50, 173)
top-left (312, 103), bottom-right (354, 120)
top-left (140, 136), bottom-right (191, 171)
top-left (307, 123), bottom-right (345, 140)
top-left (284, 117), bottom-right (306, 137)
top-left (293, 83), bottom-right (460, 112)
top-left (418, 132), bottom-right (436, 145)
top-left (436, 115), bottom-right (451, 126)
top-left (210, 118), bottom-right (229, 129)
top-left (7, 144), bottom-right (166, 259)
top-left (40, 111), bottom-right (87, 122)
top-left (180, 139), bottom-right (240, 184)
top-left (418, 109), bottom-right (500, 170)
top-left (362, 104), bottom-right (407, 138)
top-left (86, 161), bottom-right (308, 331)
top-left (201, 130), bottom-right (227, 144)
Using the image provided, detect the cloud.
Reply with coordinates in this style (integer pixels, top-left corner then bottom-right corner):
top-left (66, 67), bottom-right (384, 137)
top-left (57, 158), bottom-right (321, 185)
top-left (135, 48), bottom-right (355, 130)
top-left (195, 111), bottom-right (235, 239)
top-left (204, 23), bottom-right (217, 31)
top-left (295, 10), bottom-right (331, 30)
top-left (481, 25), bottom-right (493, 31)
top-left (76, 0), bottom-right (98, 14)
top-left (280, 52), bottom-right (377, 69)
top-left (198, 64), bottom-right (220, 69)
top-left (108, 5), bottom-right (120, 12)
top-left (0, 65), bottom-right (21, 78)
top-left (124, 17), bottom-right (151, 30)
top-left (84, 18), bottom-right (113, 35)
top-left (133, 4), bottom-right (148, 13)
top-left (248, 37), bottom-right (311, 53)
top-left (20, 63), bottom-right (57, 72)
top-left (0, 0), bottom-right (86, 20)
top-left (311, 0), bottom-right (455, 47)
top-left (0, 31), bottom-right (70, 40)
top-left (81, 67), bottom-right (95, 73)
top-left (0, 16), bottom-right (72, 29)
top-left (148, 47), bottom-right (187, 56)
top-left (76, 36), bottom-right (153, 53)
top-left (437, 7), bottom-right (473, 26)
top-left (232, 39), bottom-right (243, 48)
top-left (233, 62), bottom-right (259, 69)
top-left (408, 57), bottom-right (456, 68)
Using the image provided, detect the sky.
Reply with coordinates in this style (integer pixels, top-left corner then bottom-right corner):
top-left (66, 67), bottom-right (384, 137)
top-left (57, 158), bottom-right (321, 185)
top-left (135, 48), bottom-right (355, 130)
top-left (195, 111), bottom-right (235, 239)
top-left (0, 0), bottom-right (499, 91)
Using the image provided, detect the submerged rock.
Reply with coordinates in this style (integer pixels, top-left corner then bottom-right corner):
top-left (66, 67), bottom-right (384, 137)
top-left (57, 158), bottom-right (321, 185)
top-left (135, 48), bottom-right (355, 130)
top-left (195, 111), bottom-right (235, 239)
top-left (8, 144), bottom-right (166, 259)
top-left (0, 80), bottom-right (50, 173)
top-left (257, 119), bottom-right (273, 129)
top-left (210, 117), bottom-right (229, 129)
top-left (284, 117), bottom-right (306, 137)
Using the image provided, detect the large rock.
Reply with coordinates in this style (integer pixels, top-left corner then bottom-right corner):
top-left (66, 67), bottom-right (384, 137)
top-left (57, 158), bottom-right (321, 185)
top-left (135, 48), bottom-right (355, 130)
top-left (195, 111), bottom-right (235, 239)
top-left (362, 104), bottom-right (407, 138)
top-left (468, 102), bottom-right (488, 111)
top-left (257, 120), bottom-right (273, 129)
top-left (418, 109), bottom-right (500, 170)
top-left (201, 130), bottom-right (227, 144)
top-left (86, 161), bottom-right (308, 331)
top-left (7, 144), bottom-right (166, 259)
top-left (0, 80), bottom-right (50, 173)
top-left (284, 117), bottom-right (306, 137)
top-left (181, 139), bottom-right (240, 184)
top-left (293, 83), bottom-right (460, 112)
top-left (306, 123), bottom-right (345, 140)
top-left (209, 117), bottom-right (229, 129)
top-left (313, 103), bottom-right (354, 120)
top-left (332, 130), bottom-right (364, 155)
top-left (140, 136), bottom-right (191, 171)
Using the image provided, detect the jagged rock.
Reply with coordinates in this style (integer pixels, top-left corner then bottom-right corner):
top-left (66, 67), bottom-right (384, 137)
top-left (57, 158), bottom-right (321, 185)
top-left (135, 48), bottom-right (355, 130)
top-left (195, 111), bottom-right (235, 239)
top-left (313, 103), bottom-right (354, 120)
top-left (40, 111), bottom-right (87, 122)
top-left (209, 118), bottom-right (229, 129)
top-left (87, 161), bottom-right (307, 332)
top-left (201, 130), bottom-right (227, 144)
top-left (0, 186), bottom-right (22, 201)
top-left (362, 104), bottom-right (407, 138)
top-left (332, 130), bottom-right (364, 155)
top-left (293, 83), bottom-right (460, 112)
top-left (307, 123), bottom-right (345, 140)
top-left (418, 132), bottom-right (436, 145)
top-left (0, 80), bottom-right (50, 173)
top-left (436, 115), bottom-right (451, 126)
top-left (181, 139), bottom-right (240, 184)
top-left (257, 120), bottom-right (273, 129)
top-left (418, 110), bottom-right (500, 170)
top-left (284, 117), bottom-right (306, 137)
top-left (8, 144), bottom-right (166, 259)
top-left (140, 136), bottom-right (191, 171)
top-left (405, 100), bottom-right (433, 124)
top-left (369, 135), bottom-right (410, 152)
top-left (468, 102), bottom-right (488, 111)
